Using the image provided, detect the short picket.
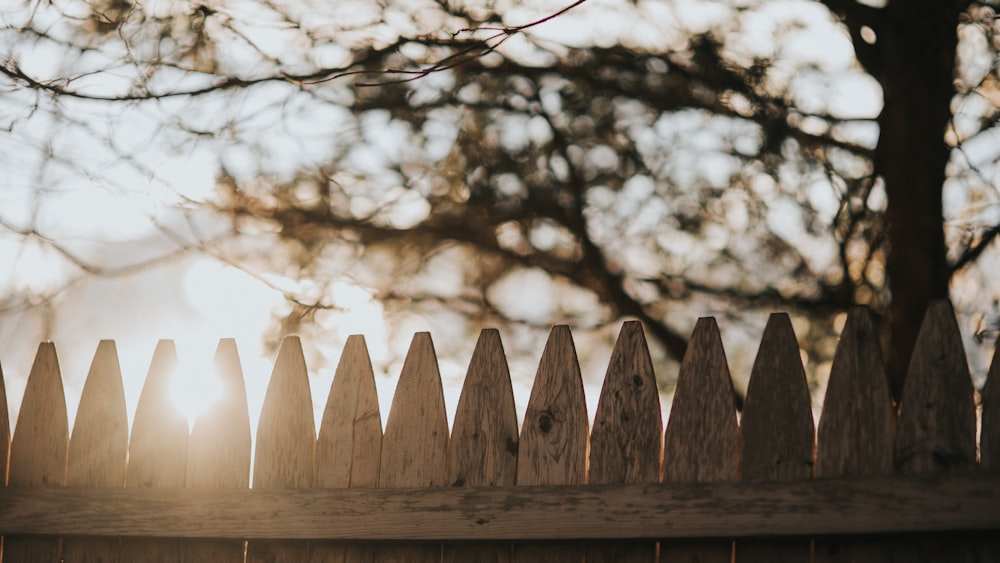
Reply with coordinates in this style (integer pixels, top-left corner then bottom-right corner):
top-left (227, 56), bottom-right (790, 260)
top-left (5, 343), bottom-right (67, 562)
top-left (661, 318), bottom-right (739, 563)
top-left (63, 341), bottom-right (128, 562)
top-left (735, 314), bottom-right (814, 563)
top-left (587, 321), bottom-right (661, 563)
top-left (247, 336), bottom-right (316, 563)
top-left (514, 325), bottom-right (588, 563)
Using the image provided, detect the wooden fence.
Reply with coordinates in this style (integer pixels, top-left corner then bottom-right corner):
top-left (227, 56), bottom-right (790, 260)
top-left (0, 299), bottom-right (998, 562)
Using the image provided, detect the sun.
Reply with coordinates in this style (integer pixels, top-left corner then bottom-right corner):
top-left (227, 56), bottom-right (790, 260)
top-left (169, 340), bottom-right (224, 430)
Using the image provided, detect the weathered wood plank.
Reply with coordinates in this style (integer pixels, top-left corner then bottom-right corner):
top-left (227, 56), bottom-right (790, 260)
top-left (814, 307), bottom-right (894, 563)
top-left (515, 325), bottom-right (588, 563)
top-left (736, 313), bottom-right (814, 563)
top-left (661, 317), bottom-right (739, 563)
top-left (1, 475), bottom-right (997, 540)
top-left (978, 335), bottom-right (1000, 563)
top-left (121, 340), bottom-right (188, 563)
top-left (444, 329), bottom-right (518, 563)
top-left (248, 336), bottom-right (316, 563)
top-left (64, 341), bottom-right (128, 563)
top-left (588, 321), bottom-right (661, 563)
top-left (184, 339), bottom-right (251, 562)
top-left (893, 300), bottom-right (978, 563)
top-left (375, 332), bottom-right (448, 563)
top-left (5, 342), bottom-right (68, 562)
top-left (983, 335), bottom-right (1000, 471)
top-left (312, 334), bottom-right (382, 563)
top-left (0, 359), bottom-right (8, 486)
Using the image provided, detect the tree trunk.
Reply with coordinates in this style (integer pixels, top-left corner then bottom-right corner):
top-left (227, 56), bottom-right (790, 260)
top-left (877, 1), bottom-right (962, 402)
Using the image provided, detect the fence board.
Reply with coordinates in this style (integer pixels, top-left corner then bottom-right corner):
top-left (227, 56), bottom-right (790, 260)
top-left (5, 342), bottom-right (67, 562)
top-left (64, 341), bottom-right (128, 563)
top-left (514, 325), bottom-right (588, 563)
top-left (587, 321), bottom-right (661, 563)
top-left (893, 300), bottom-right (977, 562)
top-left (185, 339), bottom-right (251, 562)
top-left (376, 332), bottom-right (449, 563)
top-left (312, 334), bottom-right (382, 563)
top-left (814, 307), bottom-right (893, 563)
top-left (661, 317), bottom-right (738, 563)
top-left (248, 336), bottom-right (315, 563)
top-left (979, 335), bottom-right (999, 471)
top-left (444, 329), bottom-right (518, 563)
top-left (121, 340), bottom-right (188, 562)
top-left (736, 313), bottom-right (813, 563)
top-left (1, 360), bottom-right (8, 485)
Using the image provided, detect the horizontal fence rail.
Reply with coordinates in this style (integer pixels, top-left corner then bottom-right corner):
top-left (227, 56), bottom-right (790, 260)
top-left (0, 300), bottom-right (998, 563)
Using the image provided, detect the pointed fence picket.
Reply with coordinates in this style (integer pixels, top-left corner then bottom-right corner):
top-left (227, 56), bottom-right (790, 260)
top-left (0, 299), bottom-right (998, 563)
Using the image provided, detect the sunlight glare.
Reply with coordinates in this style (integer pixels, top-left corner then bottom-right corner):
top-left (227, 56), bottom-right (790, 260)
top-left (169, 340), bottom-right (224, 430)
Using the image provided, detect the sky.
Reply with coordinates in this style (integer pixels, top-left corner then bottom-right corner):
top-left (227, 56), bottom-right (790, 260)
top-left (0, 0), bottom-right (992, 444)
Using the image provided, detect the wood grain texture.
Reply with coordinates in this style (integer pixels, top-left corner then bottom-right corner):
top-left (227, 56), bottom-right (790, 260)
top-left (248, 336), bottom-right (316, 563)
top-left (737, 313), bottom-right (814, 563)
top-left (661, 317), bottom-right (739, 563)
top-left (1, 475), bottom-right (998, 539)
top-left (444, 329), bottom-right (518, 563)
top-left (5, 342), bottom-right (68, 562)
top-left (184, 339), bottom-right (251, 563)
top-left (312, 335), bottom-right (382, 563)
top-left (983, 335), bottom-right (999, 471)
top-left (893, 300), bottom-right (978, 563)
top-left (588, 321), bottom-right (661, 563)
top-left (122, 340), bottom-right (188, 563)
top-left (814, 308), bottom-right (894, 563)
top-left (375, 332), bottom-right (448, 563)
top-left (64, 340), bottom-right (128, 563)
top-left (515, 325), bottom-right (588, 563)
top-left (895, 301), bottom-right (977, 475)
top-left (1, 359), bottom-right (8, 486)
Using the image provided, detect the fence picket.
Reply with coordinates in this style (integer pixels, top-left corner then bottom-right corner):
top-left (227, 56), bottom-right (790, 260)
top-left (978, 335), bottom-right (1000, 561)
top-left (1, 360), bottom-right (8, 485)
top-left (893, 300), bottom-right (977, 562)
top-left (248, 336), bottom-right (315, 563)
top-left (514, 325), bottom-right (588, 563)
top-left (983, 335), bottom-right (999, 470)
top-left (661, 317), bottom-right (739, 563)
top-left (5, 343), bottom-right (67, 562)
top-left (63, 341), bottom-right (128, 562)
top-left (185, 339), bottom-right (251, 562)
top-left (376, 332), bottom-right (449, 563)
top-left (444, 329), bottom-right (518, 563)
top-left (121, 340), bottom-right (188, 562)
top-left (587, 321), bottom-right (661, 563)
top-left (312, 334), bottom-right (383, 563)
top-left (814, 307), bottom-right (893, 563)
top-left (735, 314), bottom-right (813, 563)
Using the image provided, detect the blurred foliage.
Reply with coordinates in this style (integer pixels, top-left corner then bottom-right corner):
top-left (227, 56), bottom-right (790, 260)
top-left (1, 0), bottom-right (999, 398)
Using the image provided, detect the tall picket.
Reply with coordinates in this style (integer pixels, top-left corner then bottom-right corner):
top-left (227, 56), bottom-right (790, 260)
top-left (979, 335), bottom-right (1000, 561)
top-left (893, 301), bottom-right (977, 562)
top-left (735, 314), bottom-right (814, 563)
top-left (248, 336), bottom-right (316, 563)
top-left (375, 332), bottom-right (449, 563)
top-left (5, 343), bottom-right (67, 562)
top-left (184, 339), bottom-right (252, 562)
top-left (0, 360), bottom-right (6, 560)
top-left (122, 340), bottom-right (188, 562)
top-left (587, 321), bottom-right (661, 563)
top-left (63, 341), bottom-right (128, 562)
top-left (814, 308), bottom-right (893, 563)
top-left (661, 318), bottom-right (739, 563)
top-left (444, 329), bottom-right (519, 563)
top-left (312, 334), bottom-right (383, 563)
top-left (514, 326), bottom-right (588, 563)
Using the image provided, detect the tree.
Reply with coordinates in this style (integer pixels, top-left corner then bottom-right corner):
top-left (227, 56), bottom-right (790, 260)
top-left (1, 0), bottom-right (998, 400)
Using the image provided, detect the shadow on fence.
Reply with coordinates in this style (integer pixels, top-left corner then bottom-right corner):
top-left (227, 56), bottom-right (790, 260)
top-left (0, 300), bottom-right (998, 562)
